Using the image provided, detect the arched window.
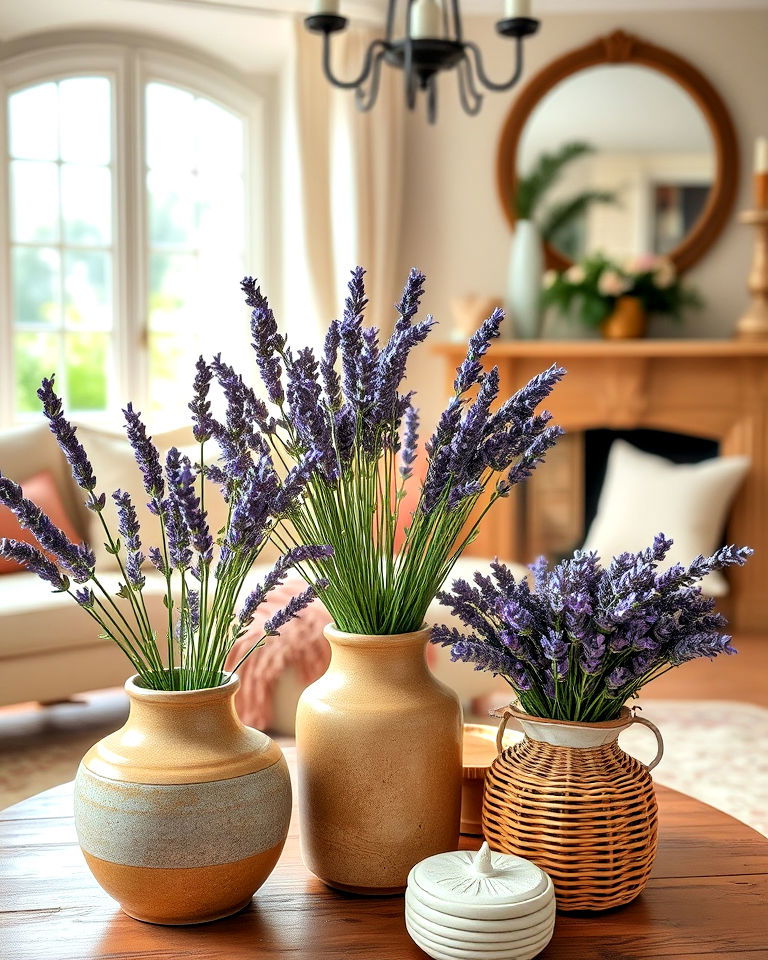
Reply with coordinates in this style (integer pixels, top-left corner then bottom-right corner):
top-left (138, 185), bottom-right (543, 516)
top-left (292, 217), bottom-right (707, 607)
top-left (0, 41), bottom-right (266, 426)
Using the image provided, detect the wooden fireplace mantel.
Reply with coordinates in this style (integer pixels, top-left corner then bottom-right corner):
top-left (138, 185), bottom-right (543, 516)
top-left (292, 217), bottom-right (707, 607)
top-left (433, 339), bottom-right (768, 632)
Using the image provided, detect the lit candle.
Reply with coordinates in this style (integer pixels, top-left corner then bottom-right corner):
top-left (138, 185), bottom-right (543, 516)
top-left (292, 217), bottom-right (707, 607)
top-left (505, 0), bottom-right (532, 17)
top-left (312, 0), bottom-right (339, 13)
top-left (409, 0), bottom-right (442, 38)
top-left (755, 137), bottom-right (768, 209)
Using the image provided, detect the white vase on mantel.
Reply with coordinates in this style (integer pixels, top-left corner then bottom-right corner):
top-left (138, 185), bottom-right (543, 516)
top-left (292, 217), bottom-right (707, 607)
top-left (505, 219), bottom-right (543, 339)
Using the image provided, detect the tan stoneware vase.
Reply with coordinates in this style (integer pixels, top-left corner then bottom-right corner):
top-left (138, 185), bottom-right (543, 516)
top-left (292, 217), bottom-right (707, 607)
top-left (74, 673), bottom-right (291, 925)
top-left (483, 706), bottom-right (664, 912)
top-left (296, 625), bottom-right (463, 895)
top-left (601, 295), bottom-right (647, 339)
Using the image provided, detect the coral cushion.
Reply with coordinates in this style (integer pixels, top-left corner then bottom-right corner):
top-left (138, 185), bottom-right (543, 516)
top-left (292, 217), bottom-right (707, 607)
top-left (0, 471), bottom-right (82, 574)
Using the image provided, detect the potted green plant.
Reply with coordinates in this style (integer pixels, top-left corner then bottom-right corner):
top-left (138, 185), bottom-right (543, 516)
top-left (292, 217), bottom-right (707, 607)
top-left (434, 535), bottom-right (752, 911)
top-left (241, 266), bottom-right (565, 894)
top-left (0, 368), bottom-right (330, 924)
top-left (542, 252), bottom-right (702, 338)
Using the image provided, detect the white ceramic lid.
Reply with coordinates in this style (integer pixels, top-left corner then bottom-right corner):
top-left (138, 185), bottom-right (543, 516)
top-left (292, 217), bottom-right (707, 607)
top-left (409, 843), bottom-right (550, 907)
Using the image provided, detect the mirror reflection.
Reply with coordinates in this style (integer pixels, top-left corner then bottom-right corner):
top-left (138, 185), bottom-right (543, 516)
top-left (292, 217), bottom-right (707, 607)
top-left (517, 64), bottom-right (715, 262)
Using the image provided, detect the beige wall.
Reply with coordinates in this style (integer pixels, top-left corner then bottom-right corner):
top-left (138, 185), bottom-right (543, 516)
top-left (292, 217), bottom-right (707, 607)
top-left (398, 9), bottom-right (768, 432)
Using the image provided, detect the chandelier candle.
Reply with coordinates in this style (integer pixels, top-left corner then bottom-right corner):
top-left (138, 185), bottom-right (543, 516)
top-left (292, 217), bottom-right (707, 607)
top-left (304, 0), bottom-right (540, 123)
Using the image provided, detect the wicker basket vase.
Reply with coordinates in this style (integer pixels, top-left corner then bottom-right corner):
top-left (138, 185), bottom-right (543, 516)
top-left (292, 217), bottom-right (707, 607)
top-left (482, 706), bottom-right (664, 913)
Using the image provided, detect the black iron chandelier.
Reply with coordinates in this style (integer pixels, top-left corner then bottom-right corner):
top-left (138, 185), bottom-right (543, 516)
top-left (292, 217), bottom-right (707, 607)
top-left (304, 0), bottom-right (540, 123)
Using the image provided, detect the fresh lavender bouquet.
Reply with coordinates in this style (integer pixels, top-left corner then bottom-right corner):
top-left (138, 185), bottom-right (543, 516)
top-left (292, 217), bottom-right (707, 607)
top-left (242, 266), bottom-right (565, 635)
top-left (0, 371), bottom-right (330, 691)
top-left (434, 535), bottom-right (752, 722)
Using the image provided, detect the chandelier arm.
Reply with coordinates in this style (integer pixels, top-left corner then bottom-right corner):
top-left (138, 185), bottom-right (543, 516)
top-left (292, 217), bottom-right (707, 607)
top-left (354, 48), bottom-right (387, 112)
top-left (457, 56), bottom-right (483, 116)
top-left (321, 35), bottom-right (389, 90)
top-left (385, 0), bottom-right (397, 42)
top-left (449, 0), bottom-right (464, 42)
top-left (426, 75), bottom-right (438, 125)
top-left (403, 40), bottom-right (418, 110)
top-left (462, 36), bottom-right (525, 92)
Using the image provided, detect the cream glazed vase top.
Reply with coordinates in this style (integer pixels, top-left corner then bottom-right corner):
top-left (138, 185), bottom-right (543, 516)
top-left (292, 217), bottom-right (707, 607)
top-left (74, 673), bottom-right (292, 925)
top-left (296, 625), bottom-right (463, 895)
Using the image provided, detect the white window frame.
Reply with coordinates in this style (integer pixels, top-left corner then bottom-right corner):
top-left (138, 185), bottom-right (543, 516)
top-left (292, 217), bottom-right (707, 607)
top-left (0, 35), bottom-right (272, 428)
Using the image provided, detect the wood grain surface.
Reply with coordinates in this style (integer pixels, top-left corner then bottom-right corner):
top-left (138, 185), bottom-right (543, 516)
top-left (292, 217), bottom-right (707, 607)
top-left (1, 747), bottom-right (767, 960)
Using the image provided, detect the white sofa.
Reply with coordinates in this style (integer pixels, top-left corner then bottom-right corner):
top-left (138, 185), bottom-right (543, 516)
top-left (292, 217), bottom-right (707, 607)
top-left (0, 422), bottom-right (515, 715)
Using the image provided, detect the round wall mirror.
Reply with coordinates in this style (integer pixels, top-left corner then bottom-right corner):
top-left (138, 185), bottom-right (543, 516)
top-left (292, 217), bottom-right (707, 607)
top-left (497, 31), bottom-right (739, 272)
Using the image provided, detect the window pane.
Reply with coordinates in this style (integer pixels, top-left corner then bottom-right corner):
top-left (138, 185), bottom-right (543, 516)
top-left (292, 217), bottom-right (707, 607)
top-left (198, 173), bottom-right (244, 256)
top-left (14, 332), bottom-right (59, 412)
top-left (9, 83), bottom-right (58, 161)
top-left (60, 77), bottom-right (111, 165)
top-left (10, 160), bottom-right (59, 243)
top-left (66, 333), bottom-right (109, 411)
top-left (12, 247), bottom-right (61, 327)
top-left (146, 83), bottom-right (195, 171)
top-left (194, 97), bottom-right (243, 174)
top-left (148, 170), bottom-right (196, 248)
top-left (61, 164), bottom-right (112, 245)
top-left (64, 251), bottom-right (112, 330)
top-left (148, 252), bottom-right (196, 330)
top-left (148, 331), bottom-right (191, 412)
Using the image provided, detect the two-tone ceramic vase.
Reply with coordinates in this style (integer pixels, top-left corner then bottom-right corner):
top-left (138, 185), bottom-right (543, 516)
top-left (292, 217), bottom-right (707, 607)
top-left (74, 673), bottom-right (291, 925)
top-left (483, 706), bottom-right (664, 912)
top-left (296, 625), bottom-right (463, 895)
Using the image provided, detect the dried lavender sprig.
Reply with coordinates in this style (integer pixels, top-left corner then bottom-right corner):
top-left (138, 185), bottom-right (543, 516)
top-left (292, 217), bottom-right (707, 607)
top-left (122, 403), bottom-right (164, 510)
top-left (264, 581), bottom-right (327, 635)
top-left (37, 376), bottom-right (103, 511)
top-left (0, 538), bottom-right (69, 591)
top-left (0, 473), bottom-right (94, 582)
top-left (434, 534), bottom-right (753, 722)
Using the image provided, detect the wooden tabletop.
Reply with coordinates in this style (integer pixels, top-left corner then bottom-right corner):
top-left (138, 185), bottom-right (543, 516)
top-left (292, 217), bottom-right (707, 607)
top-left (1, 747), bottom-right (768, 960)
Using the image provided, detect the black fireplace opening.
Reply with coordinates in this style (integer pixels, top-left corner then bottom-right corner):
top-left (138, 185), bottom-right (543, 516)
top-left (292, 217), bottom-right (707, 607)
top-left (583, 428), bottom-right (720, 535)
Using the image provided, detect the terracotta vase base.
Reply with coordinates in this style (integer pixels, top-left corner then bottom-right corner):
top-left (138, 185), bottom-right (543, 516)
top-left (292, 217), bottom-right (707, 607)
top-left (122, 896), bottom-right (254, 926)
top-left (83, 840), bottom-right (284, 925)
top-left (324, 879), bottom-right (407, 897)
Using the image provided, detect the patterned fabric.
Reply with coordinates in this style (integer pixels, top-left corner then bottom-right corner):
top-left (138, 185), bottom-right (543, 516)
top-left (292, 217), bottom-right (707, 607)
top-left (226, 577), bottom-right (332, 730)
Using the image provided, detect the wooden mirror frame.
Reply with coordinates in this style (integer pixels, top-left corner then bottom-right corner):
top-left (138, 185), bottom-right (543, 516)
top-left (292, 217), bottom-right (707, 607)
top-left (496, 30), bottom-right (739, 273)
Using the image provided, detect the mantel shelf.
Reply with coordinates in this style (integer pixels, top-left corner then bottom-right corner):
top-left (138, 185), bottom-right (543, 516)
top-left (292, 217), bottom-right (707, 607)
top-left (432, 338), bottom-right (768, 359)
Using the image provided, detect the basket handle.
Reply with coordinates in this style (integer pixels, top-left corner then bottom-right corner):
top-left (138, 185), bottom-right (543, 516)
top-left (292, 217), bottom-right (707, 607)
top-left (627, 715), bottom-right (664, 771)
top-left (491, 706), bottom-right (517, 755)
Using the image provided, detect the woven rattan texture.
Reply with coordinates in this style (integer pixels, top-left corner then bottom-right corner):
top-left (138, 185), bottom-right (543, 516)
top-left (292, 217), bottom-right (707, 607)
top-left (483, 738), bottom-right (658, 912)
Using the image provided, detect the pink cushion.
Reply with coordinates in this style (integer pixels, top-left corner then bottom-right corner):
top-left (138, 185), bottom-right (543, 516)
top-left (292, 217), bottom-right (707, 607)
top-left (0, 471), bottom-right (83, 575)
top-left (226, 577), bottom-right (332, 730)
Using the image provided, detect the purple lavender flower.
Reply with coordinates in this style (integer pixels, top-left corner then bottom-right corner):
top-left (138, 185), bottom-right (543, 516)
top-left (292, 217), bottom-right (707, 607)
top-left (74, 587), bottom-right (95, 608)
top-left (264, 582), bottom-right (327, 635)
top-left (113, 489), bottom-right (146, 588)
top-left (0, 473), bottom-right (94, 582)
top-left (394, 267), bottom-right (426, 331)
top-left (37, 376), bottom-right (102, 510)
top-left (400, 404), bottom-right (419, 479)
top-left (189, 356), bottom-right (214, 443)
top-left (339, 268), bottom-right (367, 409)
top-left (0, 538), bottom-right (69, 591)
top-left (122, 404), bottom-right (164, 511)
top-left (453, 308), bottom-right (503, 394)
top-left (434, 533), bottom-right (752, 722)
top-left (237, 544), bottom-right (332, 630)
top-left (242, 276), bottom-right (285, 405)
top-left (320, 320), bottom-right (342, 411)
top-left (148, 546), bottom-right (167, 576)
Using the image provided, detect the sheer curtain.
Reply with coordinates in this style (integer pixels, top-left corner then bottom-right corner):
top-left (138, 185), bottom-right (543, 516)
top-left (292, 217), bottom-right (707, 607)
top-left (292, 17), bottom-right (405, 334)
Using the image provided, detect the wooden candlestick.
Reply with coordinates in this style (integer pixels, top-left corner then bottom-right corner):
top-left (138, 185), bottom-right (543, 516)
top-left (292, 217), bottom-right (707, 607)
top-left (735, 209), bottom-right (768, 340)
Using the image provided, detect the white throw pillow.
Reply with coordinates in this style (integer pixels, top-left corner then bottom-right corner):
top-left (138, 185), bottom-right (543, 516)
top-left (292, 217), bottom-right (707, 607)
top-left (76, 425), bottom-right (232, 572)
top-left (583, 439), bottom-right (749, 596)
